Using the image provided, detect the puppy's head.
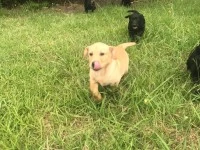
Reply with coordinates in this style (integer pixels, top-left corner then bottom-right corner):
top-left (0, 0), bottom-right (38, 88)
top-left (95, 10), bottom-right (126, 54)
top-left (84, 42), bottom-right (113, 71)
top-left (91, 1), bottom-right (96, 8)
top-left (125, 10), bottom-right (144, 29)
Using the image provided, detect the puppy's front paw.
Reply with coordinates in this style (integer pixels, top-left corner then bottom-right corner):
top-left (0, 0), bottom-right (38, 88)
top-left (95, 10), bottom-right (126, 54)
top-left (90, 80), bottom-right (102, 101)
top-left (93, 92), bottom-right (102, 101)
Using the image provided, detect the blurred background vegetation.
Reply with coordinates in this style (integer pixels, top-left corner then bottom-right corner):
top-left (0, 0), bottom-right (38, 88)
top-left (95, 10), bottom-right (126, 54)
top-left (0, 0), bottom-right (162, 9)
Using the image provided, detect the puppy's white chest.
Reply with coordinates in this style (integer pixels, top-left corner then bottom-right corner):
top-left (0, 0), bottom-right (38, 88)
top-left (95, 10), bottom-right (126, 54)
top-left (101, 74), bottom-right (121, 86)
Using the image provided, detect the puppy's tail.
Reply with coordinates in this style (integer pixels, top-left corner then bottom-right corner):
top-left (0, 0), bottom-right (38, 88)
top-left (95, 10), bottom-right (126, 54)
top-left (127, 10), bottom-right (137, 13)
top-left (118, 42), bottom-right (136, 49)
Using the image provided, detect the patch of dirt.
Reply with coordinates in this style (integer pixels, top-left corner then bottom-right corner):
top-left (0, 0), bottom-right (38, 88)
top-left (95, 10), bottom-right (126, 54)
top-left (49, 3), bottom-right (84, 13)
top-left (43, 112), bottom-right (53, 136)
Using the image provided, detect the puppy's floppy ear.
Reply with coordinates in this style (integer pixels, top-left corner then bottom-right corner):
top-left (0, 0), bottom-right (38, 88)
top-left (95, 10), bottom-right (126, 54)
top-left (125, 15), bottom-right (130, 18)
top-left (84, 47), bottom-right (89, 58)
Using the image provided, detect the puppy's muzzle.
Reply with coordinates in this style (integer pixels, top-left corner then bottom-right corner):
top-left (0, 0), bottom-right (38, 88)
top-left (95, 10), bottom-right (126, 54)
top-left (132, 26), bottom-right (138, 29)
top-left (92, 61), bottom-right (101, 71)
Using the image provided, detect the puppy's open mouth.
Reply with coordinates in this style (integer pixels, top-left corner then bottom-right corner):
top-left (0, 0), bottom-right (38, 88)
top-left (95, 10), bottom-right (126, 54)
top-left (133, 26), bottom-right (138, 29)
top-left (93, 68), bottom-right (101, 71)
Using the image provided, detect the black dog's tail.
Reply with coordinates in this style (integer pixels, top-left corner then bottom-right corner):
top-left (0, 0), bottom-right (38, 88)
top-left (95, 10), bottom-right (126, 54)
top-left (127, 10), bottom-right (134, 12)
top-left (127, 10), bottom-right (138, 13)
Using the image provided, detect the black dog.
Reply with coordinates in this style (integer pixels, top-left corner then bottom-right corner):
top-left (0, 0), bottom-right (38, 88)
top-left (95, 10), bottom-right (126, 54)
top-left (187, 44), bottom-right (200, 83)
top-left (84, 0), bottom-right (96, 13)
top-left (125, 10), bottom-right (145, 41)
top-left (121, 0), bottom-right (132, 7)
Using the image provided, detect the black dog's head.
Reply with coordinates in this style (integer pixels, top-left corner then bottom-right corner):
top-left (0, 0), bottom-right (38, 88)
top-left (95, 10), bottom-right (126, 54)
top-left (91, 1), bottom-right (96, 10)
top-left (125, 10), bottom-right (145, 30)
top-left (84, 0), bottom-right (96, 12)
top-left (186, 45), bottom-right (200, 82)
top-left (121, 0), bottom-right (132, 7)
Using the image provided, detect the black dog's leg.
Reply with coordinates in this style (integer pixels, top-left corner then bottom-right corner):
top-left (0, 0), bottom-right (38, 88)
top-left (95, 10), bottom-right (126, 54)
top-left (137, 29), bottom-right (145, 37)
top-left (121, 0), bottom-right (124, 5)
top-left (85, 8), bottom-right (88, 13)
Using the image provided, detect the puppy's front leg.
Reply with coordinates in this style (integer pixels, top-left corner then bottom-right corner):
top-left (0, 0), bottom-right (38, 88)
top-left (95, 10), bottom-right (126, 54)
top-left (90, 79), bottom-right (102, 100)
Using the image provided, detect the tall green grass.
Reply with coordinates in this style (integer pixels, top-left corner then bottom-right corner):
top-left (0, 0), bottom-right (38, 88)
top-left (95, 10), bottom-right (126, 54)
top-left (0, 0), bottom-right (200, 149)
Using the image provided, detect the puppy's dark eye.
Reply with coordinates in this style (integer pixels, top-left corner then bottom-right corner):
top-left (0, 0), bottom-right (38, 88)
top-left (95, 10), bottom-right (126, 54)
top-left (100, 52), bottom-right (105, 56)
top-left (89, 53), bottom-right (93, 56)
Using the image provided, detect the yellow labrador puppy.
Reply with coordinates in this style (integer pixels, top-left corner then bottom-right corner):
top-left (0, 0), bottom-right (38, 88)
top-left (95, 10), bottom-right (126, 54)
top-left (84, 42), bottom-right (136, 100)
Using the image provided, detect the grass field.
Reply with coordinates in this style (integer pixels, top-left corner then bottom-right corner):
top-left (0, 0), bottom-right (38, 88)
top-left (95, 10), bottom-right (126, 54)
top-left (0, 0), bottom-right (200, 149)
